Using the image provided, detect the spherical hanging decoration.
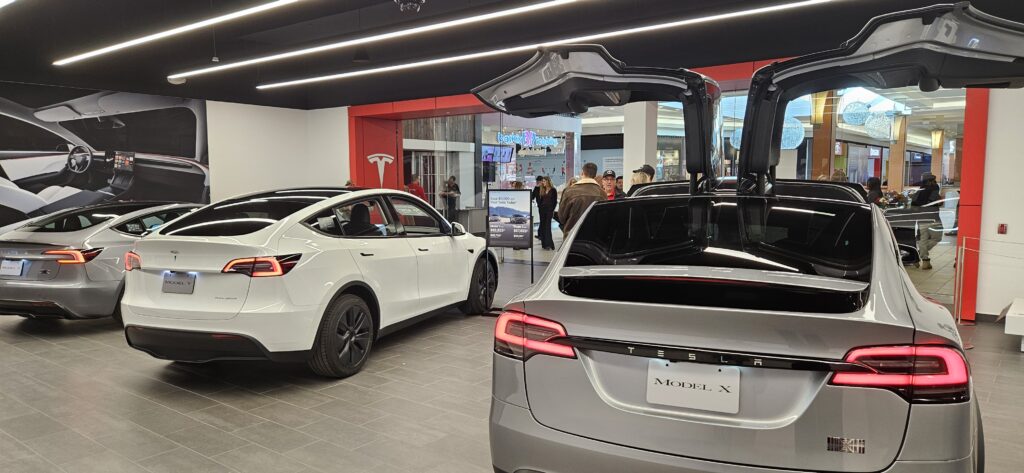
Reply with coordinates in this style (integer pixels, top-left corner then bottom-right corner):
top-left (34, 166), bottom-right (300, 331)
top-left (781, 117), bottom-right (804, 150)
top-left (864, 112), bottom-right (893, 140)
top-left (842, 101), bottom-right (870, 126)
top-left (730, 128), bottom-right (743, 148)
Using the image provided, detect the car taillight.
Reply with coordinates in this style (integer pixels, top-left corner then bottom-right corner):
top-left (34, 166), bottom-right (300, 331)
top-left (830, 345), bottom-right (970, 403)
top-left (43, 248), bottom-right (103, 264)
top-left (125, 251), bottom-right (142, 271)
top-left (494, 311), bottom-right (575, 360)
top-left (222, 254), bottom-right (300, 277)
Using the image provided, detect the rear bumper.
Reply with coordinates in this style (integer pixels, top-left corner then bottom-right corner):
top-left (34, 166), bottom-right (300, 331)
top-left (124, 325), bottom-right (309, 363)
top-left (0, 277), bottom-right (120, 318)
top-left (490, 399), bottom-right (974, 473)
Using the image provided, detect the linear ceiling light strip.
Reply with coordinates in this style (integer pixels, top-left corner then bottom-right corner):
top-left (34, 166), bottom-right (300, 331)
top-left (53, 0), bottom-right (302, 66)
top-left (257, 0), bottom-right (838, 90)
top-left (169, 0), bottom-right (580, 80)
top-left (0, 0), bottom-right (17, 10)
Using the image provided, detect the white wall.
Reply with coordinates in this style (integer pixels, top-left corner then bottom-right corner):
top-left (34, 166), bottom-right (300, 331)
top-left (207, 102), bottom-right (349, 200)
top-left (977, 89), bottom-right (1024, 315)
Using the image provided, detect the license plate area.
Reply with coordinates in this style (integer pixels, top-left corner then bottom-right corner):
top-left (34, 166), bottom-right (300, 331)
top-left (0, 259), bottom-right (25, 276)
top-left (646, 359), bottom-right (740, 414)
top-left (162, 271), bottom-right (196, 294)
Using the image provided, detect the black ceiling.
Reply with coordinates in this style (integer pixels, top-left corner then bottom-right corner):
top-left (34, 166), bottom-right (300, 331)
top-left (2, 0), bottom-right (1023, 110)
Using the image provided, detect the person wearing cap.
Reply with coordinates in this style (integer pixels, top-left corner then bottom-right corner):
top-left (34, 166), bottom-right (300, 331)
top-left (912, 172), bottom-right (943, 270)
top-left (632, 164), bottom-right (656, 188)
top-left (558, 162), bottom-right (606, 234)
top-left (602, 169), bottom-right (626, 200)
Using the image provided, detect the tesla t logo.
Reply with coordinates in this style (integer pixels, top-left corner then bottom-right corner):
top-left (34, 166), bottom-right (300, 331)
top-left (366, 153), bottom-right (395, 187)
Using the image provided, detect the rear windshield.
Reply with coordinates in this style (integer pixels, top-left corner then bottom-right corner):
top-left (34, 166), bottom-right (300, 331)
top-left (159, 190), bottom-right (347, 237)
top-left (23, 203), bottom-right (157, 232)
top-left (567, 196), bottom-right (873, 281)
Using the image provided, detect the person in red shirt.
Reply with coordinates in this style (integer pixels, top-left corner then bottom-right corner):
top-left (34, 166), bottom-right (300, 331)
top-left (407, 174), bottom-right (427, 201)
top-left (602, 170), bottom-right (625, 200)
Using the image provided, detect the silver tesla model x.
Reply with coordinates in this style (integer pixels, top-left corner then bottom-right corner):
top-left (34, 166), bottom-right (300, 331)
top-left (474, 3), bottom-right (1024, 472)
top-left (0, 202), bottom-right (198, 322)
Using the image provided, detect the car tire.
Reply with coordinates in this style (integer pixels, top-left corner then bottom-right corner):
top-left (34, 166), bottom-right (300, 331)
top-left (308, 294), bottom-right (375, 378)
top-left (460, 256), bottom-right (497, 315)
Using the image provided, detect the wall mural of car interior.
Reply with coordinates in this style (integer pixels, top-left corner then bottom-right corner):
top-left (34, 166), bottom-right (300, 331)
top-left (0, 81), bottom-right (210, 228)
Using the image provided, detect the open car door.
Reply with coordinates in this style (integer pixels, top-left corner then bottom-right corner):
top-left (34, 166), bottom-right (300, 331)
top-left (472, 45), bottom-right (722, 192)
top-left (738, 2), bottom-right (1024, 193)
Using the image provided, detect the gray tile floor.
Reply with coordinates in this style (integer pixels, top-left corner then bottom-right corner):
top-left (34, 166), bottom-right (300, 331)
top-left (0, 261), bottom-right (1020, 473)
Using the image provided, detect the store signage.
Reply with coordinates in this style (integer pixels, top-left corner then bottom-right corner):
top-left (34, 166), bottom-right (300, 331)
top-left (366, 153), bottom-right (395, 187)
top-left (487, 190), bottom-right (533, 249)
top-left (497, 130), bottom-right (559, 148)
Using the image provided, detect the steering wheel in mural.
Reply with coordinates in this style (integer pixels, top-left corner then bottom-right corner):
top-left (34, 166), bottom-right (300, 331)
top-left (66, 146), bottom-right (93, 174)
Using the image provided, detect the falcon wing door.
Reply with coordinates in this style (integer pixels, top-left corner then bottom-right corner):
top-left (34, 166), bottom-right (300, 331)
top-left (739, 2), bottom-right (1024, 193)
top-left (473, 45), bottom-right (722, 193)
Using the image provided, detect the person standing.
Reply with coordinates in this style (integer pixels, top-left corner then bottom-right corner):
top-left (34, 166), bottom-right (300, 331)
top-left (536, 177), bottom-right (558, 250)
top-left (913, 172), bottom-right (942, 270)
top-left (602, 170), bottom-right (626, 200)
top-left (864, 177), bottom-right (883, 206)
top-left (558, 163), bottom-right (606, 234)
top-left (408, 174), bottom-right (427, 201)
top-left (440, 176), bottom-right (461, 222)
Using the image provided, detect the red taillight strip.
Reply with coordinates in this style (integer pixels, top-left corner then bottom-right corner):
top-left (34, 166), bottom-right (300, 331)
top-left (222, 256), bottom-right (287, 277)
top-left (43, 248), bottom-right (102, 264)
top-left (494, 311), bottom-right (575, 358)
top-left (831, 345), bottom-right (969, 388)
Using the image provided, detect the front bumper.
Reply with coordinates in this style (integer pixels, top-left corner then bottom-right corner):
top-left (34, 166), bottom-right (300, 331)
top-left (490, 399), bottom-right (974, 473)
top-left (0, 275), bottom-right (120, 319)
top-left (124, 326), bottom-right (309, 363)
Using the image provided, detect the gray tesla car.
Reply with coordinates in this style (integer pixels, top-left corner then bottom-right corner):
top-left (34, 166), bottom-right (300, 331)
top-left (0, 201), bottom-right (198, 322)
top-left (473, 3), bottom-right (1024, 472)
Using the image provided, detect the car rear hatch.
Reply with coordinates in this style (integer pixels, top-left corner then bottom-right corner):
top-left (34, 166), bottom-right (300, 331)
top-left (127, 236), bottom-right (267, 320)
top-left (0, 239), bottom-right (66, 282)
top-left (502, 194), bottom-right (916, 471)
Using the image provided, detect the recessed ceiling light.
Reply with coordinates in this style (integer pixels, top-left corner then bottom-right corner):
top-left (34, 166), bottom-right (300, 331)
top-left (168, 0), bottom-right (580, 80)
top-left (257, 0), bottom-right (838, 90)
top-left (53, 0), bottom-right (303, 66)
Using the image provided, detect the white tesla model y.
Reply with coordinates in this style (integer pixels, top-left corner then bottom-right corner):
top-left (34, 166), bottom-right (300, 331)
top-left (121, 187), bottom-right (497, 377)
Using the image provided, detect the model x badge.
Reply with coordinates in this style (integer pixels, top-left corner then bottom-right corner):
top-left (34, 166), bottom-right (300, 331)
top-left (367, 153), bottom-right (395, 187)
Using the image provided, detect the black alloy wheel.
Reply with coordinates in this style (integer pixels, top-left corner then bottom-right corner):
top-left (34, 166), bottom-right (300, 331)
top-left (461, 257), bottom-right (497, 315)
top-left (309, 294), bottom-right (375, 378)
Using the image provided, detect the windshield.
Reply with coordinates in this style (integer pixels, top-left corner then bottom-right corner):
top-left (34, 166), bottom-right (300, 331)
top-left (59, 108), bottom-right (197, 158)
top-left (23, 203), bottom-right (159, 233)
top-left (566, 195), bottom-right (873, 281)
top-left (160, 189), bottom-right (350, 237)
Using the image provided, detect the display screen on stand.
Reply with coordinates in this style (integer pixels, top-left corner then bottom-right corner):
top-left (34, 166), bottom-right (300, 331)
top-left (487, 189), bottom-right (532, 249)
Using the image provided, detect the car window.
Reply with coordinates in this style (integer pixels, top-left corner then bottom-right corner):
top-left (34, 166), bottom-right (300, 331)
top-left (22, 204), bottom-right (154, 233)
top-left (388, 197), bottom-right (445, 235)
top-left (161, 199), bottom-right (314, 237)
top-left (305, 199), bottom-right (394, 237)
top-left (115, 208), bottom-right (192, 236)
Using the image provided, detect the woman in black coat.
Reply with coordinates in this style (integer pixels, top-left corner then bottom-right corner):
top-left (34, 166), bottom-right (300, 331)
top-left (536, 176), bottom-right (558, 250)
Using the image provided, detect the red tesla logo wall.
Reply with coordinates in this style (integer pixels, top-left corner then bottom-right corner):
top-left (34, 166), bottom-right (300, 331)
top-left (351, 117), bottom-right (402, 189)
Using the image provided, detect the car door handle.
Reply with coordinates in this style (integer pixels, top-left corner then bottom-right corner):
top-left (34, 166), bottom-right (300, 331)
top-left (417, 248), bottom-right (430, 252)
top-left (359, 252), bottom-right (374, 257)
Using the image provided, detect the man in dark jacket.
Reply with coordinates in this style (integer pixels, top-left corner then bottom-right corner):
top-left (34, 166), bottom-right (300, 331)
top-left (558, 162), bottom-right (607, 234)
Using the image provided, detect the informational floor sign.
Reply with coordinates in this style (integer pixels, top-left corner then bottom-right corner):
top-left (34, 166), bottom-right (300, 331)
top-left (487, 190), bottom-right (533, 249)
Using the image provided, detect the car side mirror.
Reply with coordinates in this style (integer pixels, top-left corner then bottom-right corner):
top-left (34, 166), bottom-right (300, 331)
top-left (898, 243), bottom-right (920, 266)
top-left (450, 222), bottom-right (466, 236)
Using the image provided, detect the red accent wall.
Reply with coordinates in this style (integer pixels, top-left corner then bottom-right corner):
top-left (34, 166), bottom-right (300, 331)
top-left (955, 88), bottom-right (990, 322)
top-left (350, 117), bottom-right (403, 189)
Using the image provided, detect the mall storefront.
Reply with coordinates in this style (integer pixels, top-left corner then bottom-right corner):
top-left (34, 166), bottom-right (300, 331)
top-left (347, 59), bottom-right (990, 322)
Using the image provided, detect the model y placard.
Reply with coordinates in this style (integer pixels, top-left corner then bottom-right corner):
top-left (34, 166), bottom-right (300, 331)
top-left (488, 189), bottom-right (532, 249)
top-left (0, 81), bottom-right (210, 228)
